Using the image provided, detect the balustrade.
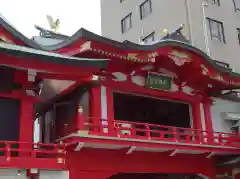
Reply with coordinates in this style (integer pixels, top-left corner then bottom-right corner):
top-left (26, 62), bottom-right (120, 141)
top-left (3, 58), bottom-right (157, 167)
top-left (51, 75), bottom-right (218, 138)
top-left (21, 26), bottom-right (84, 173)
top-left (0, 141), bottom-right (66, 168)
top-left (79, 117), bottom-right (240, 148)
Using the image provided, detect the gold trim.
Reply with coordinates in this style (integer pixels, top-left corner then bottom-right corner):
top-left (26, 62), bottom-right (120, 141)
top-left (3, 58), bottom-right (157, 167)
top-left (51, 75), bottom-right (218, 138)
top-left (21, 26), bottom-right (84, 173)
top-left (0, 35), bottom-right (13, 44)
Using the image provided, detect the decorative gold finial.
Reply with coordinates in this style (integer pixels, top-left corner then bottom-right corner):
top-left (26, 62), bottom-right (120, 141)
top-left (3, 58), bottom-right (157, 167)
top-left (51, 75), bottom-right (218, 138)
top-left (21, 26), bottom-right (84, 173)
top-left (162, 29), bottom-right (169, 36)
top-left (46, 15), bottom-right (60, 33)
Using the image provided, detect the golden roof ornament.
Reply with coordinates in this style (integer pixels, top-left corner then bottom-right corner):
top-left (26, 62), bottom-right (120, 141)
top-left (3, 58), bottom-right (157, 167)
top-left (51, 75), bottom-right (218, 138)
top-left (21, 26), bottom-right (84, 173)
top-left (161, 24), bottom-right (185, 37)
top-left (179, 24), bottom-right (185, 32)
top-left (161, 29), bottom-right (169, 36)
top-left (46, 15), bottom-right (60, 33)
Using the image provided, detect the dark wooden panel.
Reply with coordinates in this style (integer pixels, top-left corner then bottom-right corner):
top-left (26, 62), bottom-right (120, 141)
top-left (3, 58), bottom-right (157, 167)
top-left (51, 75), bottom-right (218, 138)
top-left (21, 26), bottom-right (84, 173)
top-left (0, 97), bottom-right (20, 141)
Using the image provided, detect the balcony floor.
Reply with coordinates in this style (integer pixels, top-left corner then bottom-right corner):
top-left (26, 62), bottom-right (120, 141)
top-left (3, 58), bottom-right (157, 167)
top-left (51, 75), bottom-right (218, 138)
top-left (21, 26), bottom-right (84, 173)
top-left (60, 132), bottom-right (240, 157)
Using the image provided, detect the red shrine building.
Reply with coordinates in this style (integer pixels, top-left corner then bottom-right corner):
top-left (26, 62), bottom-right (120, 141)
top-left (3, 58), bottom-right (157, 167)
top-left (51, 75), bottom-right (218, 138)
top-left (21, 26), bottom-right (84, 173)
top-left (0, 17), bottom-right (240, 179)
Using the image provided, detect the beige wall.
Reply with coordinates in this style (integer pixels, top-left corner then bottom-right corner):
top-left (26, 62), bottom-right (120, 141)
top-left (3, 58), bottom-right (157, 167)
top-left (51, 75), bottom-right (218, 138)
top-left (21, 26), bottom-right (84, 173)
top-left (101, 0), bottom-right (240, 72)
top-left (211, 98), bottom-right (240, 133)
top-left (101, 0), bottom-right (189, 43)
top-left (204, 0), bottom-right (240, 72)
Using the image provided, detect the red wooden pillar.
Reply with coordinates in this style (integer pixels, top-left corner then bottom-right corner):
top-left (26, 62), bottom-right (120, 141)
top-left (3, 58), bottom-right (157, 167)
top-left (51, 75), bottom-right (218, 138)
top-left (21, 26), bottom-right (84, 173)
top-left (89, 86), bottom-right (102, 132)
top-left (106, 87), bottom-right (115, 135)
top-left (203, 100), bottom-right (214, 144)
top-left (19, 97), bottom-right (34, 142)
top-left (19, 97), bottom-right (34, 156)
top-left (192, 102), bottom-right (202, 142)
top-left (235, 173), bottom-right (240, 179)
top-left (76, 105), bottom-right (85, 132)
top-left (192, 102), bottom-right (202, 130)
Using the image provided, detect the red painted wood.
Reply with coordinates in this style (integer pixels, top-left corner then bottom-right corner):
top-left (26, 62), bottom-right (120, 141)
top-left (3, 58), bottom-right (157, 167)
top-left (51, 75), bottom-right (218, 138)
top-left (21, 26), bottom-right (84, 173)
top-left (192, 102), bottom-right (202, 131)
top-left (106, 87), bottom-right (115, 135)
top-left (89, 86), bottom-right (102, 132)
top-left (72, 117), bottom-right (239, 149)
top-left (0, 141), bottom-right (65, 169)
top-left (66, 149), bottom-right (216, 178)
top-left (19, 98), bottom-right (34, 143)
top-left (0, 27), bottom-right (25, 45)
top-left (101, 80), bottom-right (201, 103)
top-left (203, 101), bottom-right (214, 144)
top-left (0, 55), bottom-right (97, 77)
top-left (19, 98), bottom-right (34, 157)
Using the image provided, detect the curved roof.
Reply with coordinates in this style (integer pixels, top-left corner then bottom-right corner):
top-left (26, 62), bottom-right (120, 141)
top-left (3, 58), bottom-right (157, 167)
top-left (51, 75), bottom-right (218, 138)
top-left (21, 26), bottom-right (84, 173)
top-left (1, 16), bottom-right (240, 101)
top-left (0, 17), bottom-right (236, 76)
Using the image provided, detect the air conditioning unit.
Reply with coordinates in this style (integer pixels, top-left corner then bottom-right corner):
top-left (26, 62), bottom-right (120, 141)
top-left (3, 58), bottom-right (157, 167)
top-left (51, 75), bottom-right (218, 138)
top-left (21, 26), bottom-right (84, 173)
top-left (221, 112), bottom-right (240, 121)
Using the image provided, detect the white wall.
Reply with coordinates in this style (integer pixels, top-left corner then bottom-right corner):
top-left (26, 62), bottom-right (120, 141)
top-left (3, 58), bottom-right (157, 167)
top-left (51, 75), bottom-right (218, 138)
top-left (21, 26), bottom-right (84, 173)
top-left (34, 118), bottom-right (41, 143)
top-left (211, 98), bottom-right (240, 133)
top-left (79, 92), bottom-right (89, 117)
top-left (0, 169), bottom-right (27, 179)
top-left (39, 170), bottom-right (69, 179)
top-left (101, 86), bottom-right (108, 120)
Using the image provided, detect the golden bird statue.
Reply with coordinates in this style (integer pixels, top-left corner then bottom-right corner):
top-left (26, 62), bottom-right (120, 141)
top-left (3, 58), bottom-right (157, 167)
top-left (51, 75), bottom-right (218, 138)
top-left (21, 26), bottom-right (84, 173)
top-left (46, 15), bottom-right (60, 33)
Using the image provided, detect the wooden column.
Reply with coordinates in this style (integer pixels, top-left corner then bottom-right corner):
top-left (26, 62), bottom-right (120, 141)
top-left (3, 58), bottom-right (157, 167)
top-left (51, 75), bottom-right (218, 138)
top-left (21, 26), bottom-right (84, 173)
top-left (19, 97), bottom-right (34, 157)
top-left (192, 102), bottom-right (202, 130)
top-left (89, 86), bottom-right (102, 132)
top-left (19, 97), bottom-right (34, 142)
top-left (106, 87), bottom-right (115, 135)
top-left (203, 100), bottom-right (214, 144)
top-left (192, 102), bottom-right (203, 143)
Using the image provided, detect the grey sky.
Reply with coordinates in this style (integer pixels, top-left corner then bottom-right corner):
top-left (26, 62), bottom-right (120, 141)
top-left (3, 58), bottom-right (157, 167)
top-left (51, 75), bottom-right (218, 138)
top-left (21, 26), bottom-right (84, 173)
top-left (0, 0), bottom-right (101, 37)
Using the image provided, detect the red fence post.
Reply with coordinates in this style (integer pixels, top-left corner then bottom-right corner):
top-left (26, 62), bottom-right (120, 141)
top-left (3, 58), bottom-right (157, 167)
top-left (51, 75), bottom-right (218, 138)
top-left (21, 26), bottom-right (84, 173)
top-left (5, 142), bottom-right (11, 161)
top-left (203, 100), bottom-right (214, 144)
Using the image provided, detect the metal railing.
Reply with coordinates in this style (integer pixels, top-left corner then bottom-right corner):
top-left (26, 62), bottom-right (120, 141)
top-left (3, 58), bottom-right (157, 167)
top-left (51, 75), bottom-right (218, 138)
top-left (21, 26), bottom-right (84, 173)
top-left (79, 117), bottom-right (240, 147)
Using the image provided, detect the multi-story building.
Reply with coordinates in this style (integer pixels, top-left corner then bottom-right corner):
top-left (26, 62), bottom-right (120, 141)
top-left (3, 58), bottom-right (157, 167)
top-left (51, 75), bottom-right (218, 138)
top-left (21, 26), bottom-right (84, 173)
top-left (101, 0), bottom-right (240, 72)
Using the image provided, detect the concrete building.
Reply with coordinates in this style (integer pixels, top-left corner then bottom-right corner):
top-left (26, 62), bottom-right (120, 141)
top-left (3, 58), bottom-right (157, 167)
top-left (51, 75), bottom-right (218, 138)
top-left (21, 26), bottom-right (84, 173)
top-left (101, 0), bottom-right (240, 72)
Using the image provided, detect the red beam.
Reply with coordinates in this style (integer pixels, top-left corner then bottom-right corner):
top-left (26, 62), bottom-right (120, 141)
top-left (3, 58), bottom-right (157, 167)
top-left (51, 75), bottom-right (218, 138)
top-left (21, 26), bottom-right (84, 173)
top-left (0, 55), bottom-right (97, 76)
top-left (101, 80), bottom-right (202, 103)
top-left (0, 157), bottom-right (66, 169)
top-left (0, 90), bottom-right (39, 102)
top-left (37, 72), bottom-right (92, 81)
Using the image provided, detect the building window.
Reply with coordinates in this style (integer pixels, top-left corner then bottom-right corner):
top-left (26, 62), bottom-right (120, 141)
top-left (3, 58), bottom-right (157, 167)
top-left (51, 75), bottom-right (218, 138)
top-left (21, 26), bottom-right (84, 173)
top-left (142, 32), bottom-right (155, 44)
top-left (233, 0), bottom-right (240, 11)
top-left (140, 0), bottom-right (152, 20)
top-left (212, 0), bottom-right (220, 5)
top-left (207, 18), bottom-right (226, 43)
top-left (121, 13), bottom-right (132, 34)
top-left (237, 28), bottom-right (240, 45)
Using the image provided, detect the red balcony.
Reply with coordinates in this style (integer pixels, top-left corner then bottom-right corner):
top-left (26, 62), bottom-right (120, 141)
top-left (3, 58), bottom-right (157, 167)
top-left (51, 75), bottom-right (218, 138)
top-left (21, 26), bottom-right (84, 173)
top-left (0, 141), bottom-right (66, 169)
top-left (63, 118), bottom-right (240, 155)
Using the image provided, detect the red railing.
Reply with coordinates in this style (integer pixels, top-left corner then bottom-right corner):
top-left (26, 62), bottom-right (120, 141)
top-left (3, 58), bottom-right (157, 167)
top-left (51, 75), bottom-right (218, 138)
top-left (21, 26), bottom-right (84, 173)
top-left (0, 141), bottom-right (66, 166)
top-left (80, 117), bottom-right (240, 147)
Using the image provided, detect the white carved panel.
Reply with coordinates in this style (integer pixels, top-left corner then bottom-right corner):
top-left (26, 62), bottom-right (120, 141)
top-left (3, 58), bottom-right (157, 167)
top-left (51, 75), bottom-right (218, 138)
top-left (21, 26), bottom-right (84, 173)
top-left (182, 86), bottom-right (194, 95)
top-left (112, 72), bottom-right (127, 81)
top-left (158, 68), bottom-right (178, 78)
top-left (131, 75), bottom-right (146, 86)
top-left (111, 70), bottom-right (181, 92)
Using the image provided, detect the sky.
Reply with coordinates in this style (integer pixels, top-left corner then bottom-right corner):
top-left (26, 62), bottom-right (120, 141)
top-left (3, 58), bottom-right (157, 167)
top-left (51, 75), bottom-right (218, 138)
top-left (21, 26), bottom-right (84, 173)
top-left (0, 0), bottom-right (101, 38)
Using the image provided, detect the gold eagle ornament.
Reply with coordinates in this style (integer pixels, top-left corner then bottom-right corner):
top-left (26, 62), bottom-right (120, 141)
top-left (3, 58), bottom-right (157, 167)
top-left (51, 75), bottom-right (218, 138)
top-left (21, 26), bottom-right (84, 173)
top-left (46, 15), bottom-right (60, 33)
